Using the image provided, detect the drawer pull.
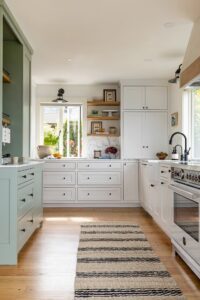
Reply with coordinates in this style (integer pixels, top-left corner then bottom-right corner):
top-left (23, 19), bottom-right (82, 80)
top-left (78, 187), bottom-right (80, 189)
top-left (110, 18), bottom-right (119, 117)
top-left (21, 198), bottom-right (26, 202)
top-left (22, 175), bottom-right (27, 179)
top-left (161, 171), bottom-right (164, 173)
top-left (63, 177), bottom-right (66, 180)
top-left (109, 193), bottom-right (112, 196)
top-left (30, 172), bottom-right (35, 176)
top-left (109, 164), bottom-right (112, 167)
top-left (109, 177), bottom-right (112, 180)
top-left (87, 193), bottom-right (90, 196)
top-left (29, 193), bottom-right (34, 197)
top-left (28, 219), bottom-right (34, 223)
top-left (87, 177), bottom-right (90, 180)
top-left (150, 184), bottom-right (155, 187)
top-left (161, 182), bottom-right (164, 185)
top-left (21, 229), bottom-right (26, 232)
top-left (87, 164), bottom-right (90, 167)
top-left (183, 237), bottom-right (186, 246)
top-left (168, 170), bottom-right (171, 173)
top-left (63, 164), bottom-right (66, 167)
top-left (63, 193), bottom-right (66, 196)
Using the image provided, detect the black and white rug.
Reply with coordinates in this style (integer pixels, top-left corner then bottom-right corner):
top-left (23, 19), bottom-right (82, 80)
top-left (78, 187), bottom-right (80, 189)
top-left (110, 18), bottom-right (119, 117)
top-left (75, 222), bottom-right (185, 299)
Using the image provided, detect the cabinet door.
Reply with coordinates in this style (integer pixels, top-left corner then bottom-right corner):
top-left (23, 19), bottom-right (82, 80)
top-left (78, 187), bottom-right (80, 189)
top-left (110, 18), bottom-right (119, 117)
top-left (123, 86), bottom-right (145, 110)
top-left (160, 181), bottom-right (173, 237)
top-left (123, 112), bottom-right (145, 159)
top-left (144, 112), bottom-right (168, 159)
top-left (145, 87), bottom-right (167, 110)
top-left (123, 161), bottom-right (138, 203)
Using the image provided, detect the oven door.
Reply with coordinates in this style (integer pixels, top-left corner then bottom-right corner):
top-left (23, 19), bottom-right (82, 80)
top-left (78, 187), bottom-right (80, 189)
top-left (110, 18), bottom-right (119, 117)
top-left (169, 182), bottom-right (200, 265)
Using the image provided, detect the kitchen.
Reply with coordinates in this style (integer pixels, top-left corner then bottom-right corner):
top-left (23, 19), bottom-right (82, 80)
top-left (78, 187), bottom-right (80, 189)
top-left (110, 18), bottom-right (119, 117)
top-left (0, 0), bottom-right (200, 299)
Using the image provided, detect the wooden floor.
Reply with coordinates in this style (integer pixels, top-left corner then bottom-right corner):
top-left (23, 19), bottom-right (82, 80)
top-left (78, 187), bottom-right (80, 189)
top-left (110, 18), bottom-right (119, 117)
top-left (0, 208), bottom-right (199, 300)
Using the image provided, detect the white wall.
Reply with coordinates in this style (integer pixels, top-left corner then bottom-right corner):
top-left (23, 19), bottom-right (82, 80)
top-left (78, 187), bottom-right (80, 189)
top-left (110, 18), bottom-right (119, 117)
top-left (31, 83), bottom-right (120, 158)
top-left (168, 82), bottom-right (184, 157)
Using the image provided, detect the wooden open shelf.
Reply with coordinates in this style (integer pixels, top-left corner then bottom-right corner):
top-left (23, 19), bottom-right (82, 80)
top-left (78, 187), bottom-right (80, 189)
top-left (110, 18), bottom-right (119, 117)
top-left (87, 100), bottom-right (120, 106)
top-left (87, 116), bottom-right (120, 121)
top-left (2, 117), bottom-right (11, 126)
top-left (87, 133), bottom-right (119, 137)
top-left (3, 71), bottom-right (11, 83)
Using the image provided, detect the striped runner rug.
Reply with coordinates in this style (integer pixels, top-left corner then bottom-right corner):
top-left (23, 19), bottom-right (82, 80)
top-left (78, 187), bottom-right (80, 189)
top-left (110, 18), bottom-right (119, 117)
top-left (75, 222), bottom-right (185, 299)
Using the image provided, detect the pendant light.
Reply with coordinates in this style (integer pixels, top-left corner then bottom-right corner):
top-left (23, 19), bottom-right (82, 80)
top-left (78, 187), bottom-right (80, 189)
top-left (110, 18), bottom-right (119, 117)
top-left (52, 88), bottom-right (68, 103)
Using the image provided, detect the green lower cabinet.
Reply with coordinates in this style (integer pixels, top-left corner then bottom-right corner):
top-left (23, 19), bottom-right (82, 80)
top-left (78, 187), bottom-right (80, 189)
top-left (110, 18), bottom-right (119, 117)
top-left (0, 163), bottom-right (43, 265)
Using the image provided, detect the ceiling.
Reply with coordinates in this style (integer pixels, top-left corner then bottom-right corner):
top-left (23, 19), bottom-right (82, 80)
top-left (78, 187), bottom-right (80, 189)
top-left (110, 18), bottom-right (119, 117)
top-left (5, 0), bottom-right (200, 84)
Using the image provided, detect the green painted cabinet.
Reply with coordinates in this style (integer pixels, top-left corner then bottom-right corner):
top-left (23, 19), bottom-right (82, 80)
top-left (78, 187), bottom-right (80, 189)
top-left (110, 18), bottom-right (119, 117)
top-left (0, 162), bottom-right (43, 265)
top-left (0, 0), bottom-right (33, 159)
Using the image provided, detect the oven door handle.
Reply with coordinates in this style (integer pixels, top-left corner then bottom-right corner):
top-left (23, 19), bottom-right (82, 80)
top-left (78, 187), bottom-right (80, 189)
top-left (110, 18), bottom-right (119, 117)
top-left (168, 184), bottom-right (199, 200)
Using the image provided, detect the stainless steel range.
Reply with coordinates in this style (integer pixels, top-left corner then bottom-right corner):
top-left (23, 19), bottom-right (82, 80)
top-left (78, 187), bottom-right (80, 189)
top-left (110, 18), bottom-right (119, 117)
top-left (169, 165), bottom-right (200, 279)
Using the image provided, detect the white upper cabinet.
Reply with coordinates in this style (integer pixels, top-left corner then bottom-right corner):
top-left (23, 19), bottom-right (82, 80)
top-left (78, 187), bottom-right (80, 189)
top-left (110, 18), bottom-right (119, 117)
top-left (123, 86), bottom-right (145, 110)
top-left (123, 86), bottom-right (167, 110)
top-left (145, 87), bottom-right (167, 110)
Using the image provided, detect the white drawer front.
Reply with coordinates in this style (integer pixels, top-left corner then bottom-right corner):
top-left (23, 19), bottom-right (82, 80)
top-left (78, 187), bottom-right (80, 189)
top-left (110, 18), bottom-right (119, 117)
top-left (18, 168), bottom-right (35, 185)
top-left (78, 188), bottom-right (121, 201)
top-left (43, 172), bottom-right (76, 186)
top-left (18, 184), bottom-right (34, 219)
top-left (160, 165), bottom-right (171, 180)
top-left (78, 172), bottom-right (121, 185)
top-left (77, 162), bottom-right (121, 170)
top-left (44, 162), bottom-right (76, 171)
top-left (43, 188), bottom-right (76, 203)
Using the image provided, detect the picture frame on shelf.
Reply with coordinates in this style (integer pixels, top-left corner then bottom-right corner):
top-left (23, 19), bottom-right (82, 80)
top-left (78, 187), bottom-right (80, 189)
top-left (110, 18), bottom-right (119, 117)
top-left (171, 112), bottom-right (178, 127)
top-left (103, 89), bottom-right (116, 102)
top-left (94, 150), bottom-right (102, 159)
top-left (91, 121), bottom-right (103, 134)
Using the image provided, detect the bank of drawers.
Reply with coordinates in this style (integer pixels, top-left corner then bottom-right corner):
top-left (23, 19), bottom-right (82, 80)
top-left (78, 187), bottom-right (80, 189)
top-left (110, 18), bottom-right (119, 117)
top-left (18, 184), bottom-right (34, 219)
top-left (18, 167), bottom-right (35, 185)
top-left (43, 161), bottom-right (122, 204)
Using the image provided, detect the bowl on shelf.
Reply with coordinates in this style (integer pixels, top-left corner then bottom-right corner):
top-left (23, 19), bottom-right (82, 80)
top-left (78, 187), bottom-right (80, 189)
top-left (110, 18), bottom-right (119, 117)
top-left (156, 152), bottom-right (168, 160)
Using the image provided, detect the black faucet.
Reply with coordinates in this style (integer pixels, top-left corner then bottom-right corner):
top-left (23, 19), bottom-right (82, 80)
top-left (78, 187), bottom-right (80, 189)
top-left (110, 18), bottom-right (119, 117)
top-left (169, 132), bottom-right (190, 161)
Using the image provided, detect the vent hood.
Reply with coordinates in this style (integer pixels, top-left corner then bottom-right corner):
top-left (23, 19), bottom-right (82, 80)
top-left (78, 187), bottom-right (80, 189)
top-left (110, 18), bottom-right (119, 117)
top-left (180, 17), bottom-right (200, 88)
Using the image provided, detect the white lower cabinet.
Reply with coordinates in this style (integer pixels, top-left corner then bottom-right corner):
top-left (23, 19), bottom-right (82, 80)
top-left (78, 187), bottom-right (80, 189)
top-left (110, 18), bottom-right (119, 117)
top-left (78, 188), bottom-right (121, 201)
top-left (43, 188), bottom-right (76, 203)
top-left (43, 172), bottom-right (76, 186)
top-left (123, 161), bottom-right (138, 204)
top-left (42, 160), bottom-right (140, 207)
top-left (139, 161), bottom-right (172, 238)
top-left (78, 172), bottom-right (121, 185)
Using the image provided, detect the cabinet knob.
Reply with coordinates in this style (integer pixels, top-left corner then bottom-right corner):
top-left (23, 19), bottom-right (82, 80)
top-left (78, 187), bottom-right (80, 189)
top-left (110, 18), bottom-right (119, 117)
top-left (63, 177), bottom-right (66, 180)
top-left (87, 193), bottom-right (90, 196)
top-left (161, 182), bottom-right (164, 185)
top-left (63, 193), bottom-right (66, 196)
top-left (87, 177), bottom-right (90, 180)
top-left (21, 229), bottom-right (26, 232)
top-left (146, 146), bottom-right (148, 148)
top-left (168, 170), bottom-right (171, 173)
top-left (124, 163), bottom-right (126, 166)
top-left (161, 171), bottom-right (164, 173)
top-left (30, 172), bottom-right (35, 176)
top-left (142, 146), bottom-right (145, 148)
top-left (29, 193), bottom-right (34, 197)
top-left (109, 177), bottom-right (112, 180)
top-left (150, 184), bottom-right (155, 187)
top-left (87, 164), bottom-right (90, 167)
top-left (142, 106), bottom-right (145, 109)
top-left (21, 198), bottom-right (26, 202)
top-left (22, 175), bottom-right (27, 179)
top-left (109, 164), bottom-right (112, 167)
top-left (109, 193), bottom-right (112, 196)
top-left (28, 219), bottom-right (34, 223)
top-left (63, 164), bottom-right (66, 167)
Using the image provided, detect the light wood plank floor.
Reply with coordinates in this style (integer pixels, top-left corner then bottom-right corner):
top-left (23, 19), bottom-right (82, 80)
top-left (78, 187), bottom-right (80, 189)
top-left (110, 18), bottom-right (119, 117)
top-left (0, 208), bottom-right (199, 300)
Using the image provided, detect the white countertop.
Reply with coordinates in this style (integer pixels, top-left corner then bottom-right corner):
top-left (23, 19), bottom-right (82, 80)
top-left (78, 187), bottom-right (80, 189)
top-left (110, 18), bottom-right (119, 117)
top-left (0, 161), bottom-right (44, 169)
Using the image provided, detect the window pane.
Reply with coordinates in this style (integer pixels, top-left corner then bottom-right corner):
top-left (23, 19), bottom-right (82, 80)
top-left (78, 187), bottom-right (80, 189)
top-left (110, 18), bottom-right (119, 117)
top-left (42, 106), bottom-right (60, 152)
top-left (192, 89), bottom-right (200, 158)
top-left (63, 106), bottom-right (81, 157)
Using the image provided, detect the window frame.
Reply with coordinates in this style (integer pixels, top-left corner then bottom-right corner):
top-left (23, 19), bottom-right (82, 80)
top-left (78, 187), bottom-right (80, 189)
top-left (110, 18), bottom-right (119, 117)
top-left (40, 103), bottom-right (83, 158)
